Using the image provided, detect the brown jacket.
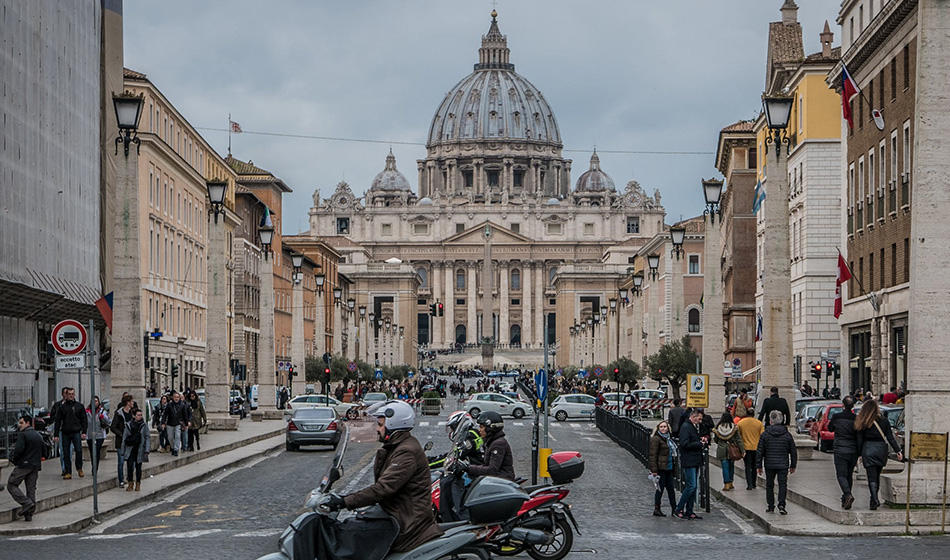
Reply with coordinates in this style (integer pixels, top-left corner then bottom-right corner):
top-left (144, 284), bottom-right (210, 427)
top-left (344, 431), bottom-right (442, 552)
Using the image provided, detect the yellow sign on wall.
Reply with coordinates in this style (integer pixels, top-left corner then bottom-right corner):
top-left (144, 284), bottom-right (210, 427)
top-left (686, 374), bottom-right (709, 409)
top-left (910, 432), bottom-right (949, 461)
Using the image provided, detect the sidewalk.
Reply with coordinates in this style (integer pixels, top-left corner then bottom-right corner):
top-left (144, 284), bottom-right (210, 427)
top-left (0, 419), bottom-right (287, 535)
top-left (708, 447), bottom-right (950, 536)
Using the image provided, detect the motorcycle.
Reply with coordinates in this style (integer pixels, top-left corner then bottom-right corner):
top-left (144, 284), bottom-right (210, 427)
top-left (258, 426), bottom-right (540, 560)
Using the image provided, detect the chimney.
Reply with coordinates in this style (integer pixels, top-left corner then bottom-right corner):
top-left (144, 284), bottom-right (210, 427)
top-left (820, 20), bottom-right (834, 58)
top-left (781, 0), bottom-right (799, 25)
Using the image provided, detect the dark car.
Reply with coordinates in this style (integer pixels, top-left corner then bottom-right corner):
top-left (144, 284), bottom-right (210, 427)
top-left (286, 407), bottom-right (342, 451)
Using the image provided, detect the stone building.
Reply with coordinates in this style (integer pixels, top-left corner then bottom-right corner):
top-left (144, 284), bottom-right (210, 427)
top-left (305, 12), bottom-right (666, 368)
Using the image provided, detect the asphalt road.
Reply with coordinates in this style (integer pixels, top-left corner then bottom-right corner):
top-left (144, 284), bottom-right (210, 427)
top-left (4, 383), bottom-right (950, 559)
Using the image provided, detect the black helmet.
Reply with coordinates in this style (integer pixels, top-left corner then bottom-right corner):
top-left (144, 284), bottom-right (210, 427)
top-left (476, 411), bottom-right (504, 435)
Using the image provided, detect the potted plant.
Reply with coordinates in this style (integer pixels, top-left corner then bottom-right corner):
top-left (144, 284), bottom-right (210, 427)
top-left (422, 390), bottom-right (442, 416)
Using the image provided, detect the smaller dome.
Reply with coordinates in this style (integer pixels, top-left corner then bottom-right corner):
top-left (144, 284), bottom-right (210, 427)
top-left (545, 197), bottom-right (560, 205)
top-left (575, 150), bottom-right (615, 192)
top-left (371, 150), bottom-right (411, 192)
top-left (418, 197), bottom-right (433, 205)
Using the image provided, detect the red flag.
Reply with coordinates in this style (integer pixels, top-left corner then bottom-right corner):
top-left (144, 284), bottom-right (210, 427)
top-left (230, 120), bottom-right (243, 133)
top-left (834, 253), bottom-right (852, 318)
top-left (840, 64), bottom-right (861, 130)
top-left (95, 292), bottom-right (113, 332)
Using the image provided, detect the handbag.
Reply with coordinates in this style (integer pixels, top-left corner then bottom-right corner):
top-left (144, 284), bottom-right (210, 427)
top-left (727, 441), bottom-right (744, 461)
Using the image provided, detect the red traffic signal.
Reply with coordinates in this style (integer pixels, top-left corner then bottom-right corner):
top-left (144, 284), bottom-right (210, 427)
top-left (614, 368), bottom-right (620, 374)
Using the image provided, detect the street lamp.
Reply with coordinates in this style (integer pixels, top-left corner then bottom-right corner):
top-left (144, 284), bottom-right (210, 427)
top-left (586, 317), bottom-right (593, 328)
top-left (702, 178), bottom-right (724, 224)
top-left (600, 305), bottom-right (608, 318)
top-left (206, 179), bottom-right (229, 224)
top-left (314, 273), bottom-right (325, 293)
top-left (763, 95), bottom-right (794, 144)
top-left (632, 273), bottom-right (644, 296)
top-left (359, 305), bottom-right (367, 320)
top-left (670, 226), bottom-right (686, 260)
top-left (609, 298), bottom-right (617, 314)
top-left (385, 318), bottom-right (391, 330)
top-left (291, 253), bottom-right (304, 284)
top-left (347, 298), bottom-right (356, 311)
top-left (619, 289), bottom-right (629, 305)
top-left (333, 287), bottom-right (342, 306)
top-left (258, 224), bottom-right (275, 262)
top-left (112, 91), bottom-right (144, 156)
top-left (369, 312), bottom-right (375, 324)
top-left (647, 254), bottom-right (660, 280)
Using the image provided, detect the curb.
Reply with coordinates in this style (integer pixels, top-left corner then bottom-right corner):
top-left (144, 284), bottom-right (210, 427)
top-left (0, 425), bottom-right (285, 527)
top-left (0, 435), bottom-right (286, 537)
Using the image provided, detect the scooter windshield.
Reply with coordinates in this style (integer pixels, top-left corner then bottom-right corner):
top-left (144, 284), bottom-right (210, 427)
top-left (319, 424), bottom-right (349, 494)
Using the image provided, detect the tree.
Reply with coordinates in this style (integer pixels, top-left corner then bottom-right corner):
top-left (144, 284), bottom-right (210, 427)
top-left (645, 334), bottom-right (700, 399)
top-left (607, 356), bottom-right (643, 392)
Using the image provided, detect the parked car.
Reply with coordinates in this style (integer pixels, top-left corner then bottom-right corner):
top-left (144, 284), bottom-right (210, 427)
top-left (463, 393), bottom-right (531, 419)
top-left (502, 392), bottom-right (527, 403)
top-left (795, 401), bottom-right (836, 434)
top-left (360, 392), bottom-right (388, 408)
top-left (550, 394), bottom-right (597, 421)
top-left (809, 403), bottom-right (844, 452)
top-left (600, 392), bottom-right (628, 407)
top-left (285, 407), bottom-right (342, 451)
top-left (285, 394), bottom-right (360, 420)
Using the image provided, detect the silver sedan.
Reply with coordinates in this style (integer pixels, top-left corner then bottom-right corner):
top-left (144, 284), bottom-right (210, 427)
top-left (286, 407), bottom-right (343, 451)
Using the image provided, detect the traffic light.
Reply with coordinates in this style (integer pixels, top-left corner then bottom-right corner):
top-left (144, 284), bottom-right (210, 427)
top-left (437, 302), bottom-right (444, 317)
top-left (171, 363), bottom-right (179, 375)
top-left (614, 367), bottom-right (620, 377)
top-left (811, 362), bottom-right (822, 379)
top-left (288, 366), bottom-right (295, 379)
top-left (429, 303), bottom-right (437, 317)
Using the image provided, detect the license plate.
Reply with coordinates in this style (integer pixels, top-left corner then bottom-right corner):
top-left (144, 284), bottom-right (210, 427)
top-left (303, 424), bottom-right (325, 430)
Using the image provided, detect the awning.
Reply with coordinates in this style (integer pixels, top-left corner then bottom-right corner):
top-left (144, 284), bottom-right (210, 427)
top-left (0, 269), bottom-right (104, 328)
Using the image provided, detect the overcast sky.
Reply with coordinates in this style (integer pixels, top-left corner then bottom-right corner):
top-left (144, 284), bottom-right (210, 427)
top-left (124, 1), bottom-right (837, 234)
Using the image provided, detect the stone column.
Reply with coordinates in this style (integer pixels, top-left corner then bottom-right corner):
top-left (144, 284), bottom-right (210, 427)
top-left (702, 214), bottom-right (726, 416)
top-left (111, 148), bottom-right (146, 410)
top-left (206, 216), bottom-right (237, 429)
top-left (481, 230), bottom-right (494, 370)
top-left (467, 262), bottom-right (477, 345)
top-left (535, 262), bottom-right (545, 345)
top-left (290, 276), bottom-right (305, 400)
top-left (314, 290), bottom-right (326, 359)
top-left (669, 251), bottom-right (684, 342)
top-left (870, 315), bottom-right (882, 396)
top-left (499, 261), bottom-right (509, 346)
top-left (332, 299), bottom-right (343, 356)
top-left (760, 137), bottom-right (794, 400)
top-left (432, 263), bottom-right (444, 347)
top-left (257, 259), bottom-right (279, 418)
top-left (887, 0), bottom-right (950, 504)
top-left (522, 263), bottom-right (533, 347)
top-left (445, 263), bottom-right (456, 346)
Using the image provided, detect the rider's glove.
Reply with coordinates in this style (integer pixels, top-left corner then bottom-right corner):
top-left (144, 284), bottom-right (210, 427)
top-left (456, 460), bottom-right (470, 474)
top-left (326, 493), bottom-right (346, 512)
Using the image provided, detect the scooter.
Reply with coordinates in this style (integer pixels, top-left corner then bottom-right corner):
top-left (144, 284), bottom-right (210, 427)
top-left (257, 426), bottom-right (536, 560)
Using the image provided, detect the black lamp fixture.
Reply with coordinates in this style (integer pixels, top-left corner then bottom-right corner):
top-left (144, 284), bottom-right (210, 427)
top-left (632, 272), bottom-right (644, 296)
top-left (385, 318), bottom-right (392, 330)
top-left (586, 316), bottom-right (593, 329)
top-left (206, 179), bottom-right (229, 224)
top-left (600, 305), bottom-right (608, 318)
top-left (619, 289), bottom-right (629, 305)
top-left (291, 252), bottom-right (304, 284)
top-left (112, 91), bottom-right (144, 156)
top-left (314, 273), bottom-right (326, 293)
top-left (609, 298), bottom-right (618, 314)
top-left (670, 226), bottom-right (686, 260)
top-left (702, 178), bottom-right (724, 224)
top-left (593, 311), bottom-right (601, 326)
top-left (647, 254), bottom-right (660, 280)
top-left (258, 224), bottom-right (275, 262)
top-left (359, 305), bottom-right (367, 320)
top-left (369, 312), bottom-right (376, 326)
top-left (333, 287), bottom-right (343, 305)
top-left (347, 297), bottom-right (356, 311)
top-left (762, 95), bottom-right (794, 148)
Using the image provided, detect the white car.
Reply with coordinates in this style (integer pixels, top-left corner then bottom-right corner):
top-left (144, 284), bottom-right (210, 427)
top-left (285, 394), bottom-right (360, 420)
top-left (361, 392), bottom-right (388, 408)
top-left (464, 393), bottom-right (531, 419)
top-left (550, 394), bottom-right (597, 421)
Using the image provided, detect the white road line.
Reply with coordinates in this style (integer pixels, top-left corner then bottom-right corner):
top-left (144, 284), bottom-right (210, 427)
top-left (158, 529), bottom-right (224, 539)
top-left (437, 421), bottom-right (446, 426)
top-left (233, 528), bottom-right (286, 538)
top-left (513, 422), bottom-right (525, 426)
top-left (342, 461), bottom-right (375, 494)
top-left (418, 421), bottom-right (430, 426)
top-left (8, 535), bottom-right (63, 541)
top-left (80, 533), bottom-right (139, 540)
top-left (713, 500), bottom-right (756, 535)
top-left (569, 423), bottom-right (581, 428)
top-left (600, 531), bottom-right (645, 541)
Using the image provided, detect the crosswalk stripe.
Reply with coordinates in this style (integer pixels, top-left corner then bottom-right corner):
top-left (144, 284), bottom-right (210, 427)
top-left (233, 528), bottom-right (285, 538)
top-left (80, 534), bottom-right (138, 540)
top-left (513, 422), bottom-right (525, 426)
top-left (569, 423), bottom-right (580, 428)
top-left (437, 421), bottom-right (446, 426)
top-left (418, 421), bottom-right (430, 426)
top-left (158, 529), bottom-right (224, 539)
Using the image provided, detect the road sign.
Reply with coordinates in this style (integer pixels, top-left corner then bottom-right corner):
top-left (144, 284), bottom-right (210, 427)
top-left (535, 369), bottom-right (548, 402)
top-left (593, 366), bottom-right (604, 377)
top-left (732, 358), bottom-right (741, 367)
top-left (556, 368), bottom-right (563, 377)
top-left (578, 369), bottom-right (588, 378)
top-left (723, 360), bottom-right (732, 376)
top-left (686, 373), bottom-right (709, 408)
top-left (827, 349), bottom-right (841, 358)
top-left (55, 354), bottom-right (86, 369)
top-left (408, 371), bottom-right (414, 379)
top-left (52, 320), bottom-right (87, 355)
top-left (347, 361), bottom-right (358, 372)
top-left (731, 366), bottom-right (743, 379)
top-left (375, 369), bottom-right (383, 379)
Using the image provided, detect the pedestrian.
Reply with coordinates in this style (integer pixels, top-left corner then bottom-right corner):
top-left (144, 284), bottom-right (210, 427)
top-left (756, 410), bottom-right (797, 514)
top-left (122, 408), bottom-right (150, 492)
top-left (732, 389), bottom-right (752, 419)
top-left (6, 414), bottom-right (44, 522)
top-left (828, 395), bottom-right (859, 509)
top-left (855, 399), bottom-right (903, 510)
top-left (85, 396), bottom-right (110, 475)
top-left (881, 387), bottom-right (898, 405)
top-left (667, 398), bottom-right (686, 439)
top-left (757, 386), bottom-right (791, 426)
top-left (673, 409), bottom-right (707, 520)
top-left (713, 412), bottom-right (745, 492)
top-left (153, 395), bottom-right (169, 452)
top-left (161, 391), bottom-right (186, 456)
top-left (49, 387), bottom-right (69, 475)
top-left (53, 387), bottom-right (88, 479)
top-left (187, 391), bottom-right (206, 451)
top-left (648, 421), bottom-right (677, 516)
top-left (736, 408), bottom-right (764, 490)
top-left (111, 395), bottom-right (134, 486)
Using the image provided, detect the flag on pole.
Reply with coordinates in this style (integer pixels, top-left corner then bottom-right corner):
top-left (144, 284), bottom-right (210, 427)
top-left (95, 292), bottom-right (114, 332)
top-left (840, 64), bottom-right (861, 130)
top-left (230, 120), bottom-right (243, 133)
top-left (752, 180), bottom-right (766, 214)
top-left (834, 252), bottom-right (853, 318)
top-left (261, 205), bottom-right (273, 228)
top-left (755, 314), bottom-right (763, 342)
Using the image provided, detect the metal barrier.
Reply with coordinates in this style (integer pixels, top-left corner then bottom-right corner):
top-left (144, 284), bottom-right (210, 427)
top-left (595, 407), bottom-right (710, 513)
top-left (2, 386), bottom-right (35, 460)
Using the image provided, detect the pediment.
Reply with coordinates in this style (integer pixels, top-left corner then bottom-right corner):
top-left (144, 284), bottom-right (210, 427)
top-left (443, 221), bottom-right (532, 245)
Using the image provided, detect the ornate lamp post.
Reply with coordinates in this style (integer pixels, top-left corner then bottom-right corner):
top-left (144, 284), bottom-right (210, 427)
top-left (206, 179), bottom-right (228, 224)
top-left (701, 178), bottom-right (726, 414)
top-left (670, 226), bottom-right (686, 260)
top-left (289, 253), bottom-right (305, 399)
top-left (647, 254), bottom-right (660, 281)
top-left (205, 177), bottom-right (234, 426)
top-left (256, 216), bottom-right (278, 414)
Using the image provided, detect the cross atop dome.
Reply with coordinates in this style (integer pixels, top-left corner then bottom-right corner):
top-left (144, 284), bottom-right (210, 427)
top-left (475, 9), bottom-right (513, 71)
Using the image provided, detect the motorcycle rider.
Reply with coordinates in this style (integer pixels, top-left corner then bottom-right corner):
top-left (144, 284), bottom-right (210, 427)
top-left (430, 411), bottom-right (483, 468)
top-left (327, 400), bottom-right (442, 553)
top-left (436, 411), bottom-right (484, 522)
top-left (463, 411), bottom-right (515, 481)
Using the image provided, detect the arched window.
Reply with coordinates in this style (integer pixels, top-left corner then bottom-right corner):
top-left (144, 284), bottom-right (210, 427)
top-left (510, 325), bottom-right (521, 346)
top-left (416, 267), bottom-right (428, 288)
top-left (456, 268), bottom-right (466, 290)
top-left (511, 268), bottom-right (521, 290)
top-left (688, 308), bottom-right (701, 333)
top-left (456, 324), bottom-right (467, 345)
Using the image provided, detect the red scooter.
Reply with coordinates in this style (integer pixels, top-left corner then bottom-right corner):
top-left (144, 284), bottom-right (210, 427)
top-left (431, 451), bottom-right (584, 560)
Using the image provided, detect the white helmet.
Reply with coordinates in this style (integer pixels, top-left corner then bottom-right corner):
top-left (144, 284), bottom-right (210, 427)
top-left (446, 411), bottom-right (474, 444)
top-left (370, 400), bottom-right (415, 441)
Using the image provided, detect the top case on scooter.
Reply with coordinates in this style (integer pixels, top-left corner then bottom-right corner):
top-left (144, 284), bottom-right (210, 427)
top-left (462, 476), bottom-right (527, 524)
top-left (547, 451), bottom-right (584, 484)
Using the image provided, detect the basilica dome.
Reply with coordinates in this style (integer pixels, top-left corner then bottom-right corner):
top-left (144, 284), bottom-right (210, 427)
top-left (370, 150), bottom-right (412, 192)
top-left (427, 13), bottom-right (561, 147)
top-left (575, 151), bottom-right (615, 192)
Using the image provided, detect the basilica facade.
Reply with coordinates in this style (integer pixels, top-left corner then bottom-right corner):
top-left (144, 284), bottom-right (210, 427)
top-left (306, 13), bottom-right (666, 368)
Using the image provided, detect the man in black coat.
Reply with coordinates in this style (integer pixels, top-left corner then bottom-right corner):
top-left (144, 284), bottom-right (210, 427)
top-left (6, 415), bottom-right (44, 521)
top-left (673, 409), bottom-right (708, 520)
top-left (53, 387), bottom-right (87, 479)
top-left (758, 386), bottom-right (791, 426)
top-left (667, 398), bottom-right (686, 439)
top-left (828, 396), bottom-right (858, 509)
top-left (756, 410), bottom-right (797, 515)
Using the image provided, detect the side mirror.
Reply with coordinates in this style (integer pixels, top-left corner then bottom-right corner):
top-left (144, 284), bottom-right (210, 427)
top-left (328, 466), bottom-right (342, 485)
top-left (424, 441), bottom-right (433, 451)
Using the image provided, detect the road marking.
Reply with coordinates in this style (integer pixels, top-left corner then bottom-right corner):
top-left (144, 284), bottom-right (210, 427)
top-left (600, 531), bottom-right (644, 541)
top-left (81, 533), bottom-right (144, 540)
top-left (674, 534), bottom-right (714, 540)
top-left (513, 422), bottom-right (525, 426)
top-left (437, 421), bottom-right (446, 426)
top-left (418, 421), bottom-right (430, 426)
top-left (713, 500), bottom-right (755, 535)
top-left (8, 535), bottom-right (62, 541)
top-left (158, 529), bottom-right (224, 539)
top-left (342, 460), bottom-right (375, 494)
top-left (569, 423), bottom-right (581, 428)
top-left (233, 528), bottom-right (286, 538)
top-left (156, 504), bottom-right (193, 517)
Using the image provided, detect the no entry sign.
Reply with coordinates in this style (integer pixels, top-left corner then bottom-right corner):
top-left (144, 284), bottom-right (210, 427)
top-left (52, 320), bottom-right (87, 355)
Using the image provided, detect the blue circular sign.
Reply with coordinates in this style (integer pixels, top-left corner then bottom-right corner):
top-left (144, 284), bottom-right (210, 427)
top-left (593, 366), bottom-right (605, 377)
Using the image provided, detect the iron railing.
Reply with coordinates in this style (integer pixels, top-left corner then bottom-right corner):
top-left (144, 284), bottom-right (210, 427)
top-left (2, 386), bottom-right (35, 460)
